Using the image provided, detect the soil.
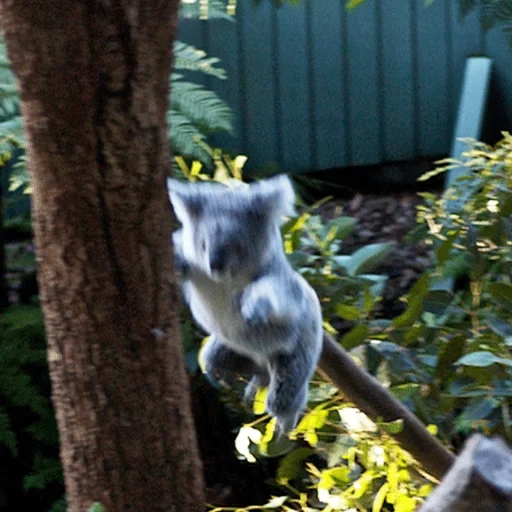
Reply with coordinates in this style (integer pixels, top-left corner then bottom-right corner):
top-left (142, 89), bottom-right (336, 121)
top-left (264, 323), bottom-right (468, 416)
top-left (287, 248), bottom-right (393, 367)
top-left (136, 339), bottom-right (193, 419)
top-left (321, 192), bottom-right (431, 317)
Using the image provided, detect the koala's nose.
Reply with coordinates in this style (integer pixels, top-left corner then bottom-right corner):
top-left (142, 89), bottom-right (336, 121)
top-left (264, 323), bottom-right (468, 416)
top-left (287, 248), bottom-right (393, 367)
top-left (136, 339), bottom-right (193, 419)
top-left (210, 253), bottom-right (226, 273)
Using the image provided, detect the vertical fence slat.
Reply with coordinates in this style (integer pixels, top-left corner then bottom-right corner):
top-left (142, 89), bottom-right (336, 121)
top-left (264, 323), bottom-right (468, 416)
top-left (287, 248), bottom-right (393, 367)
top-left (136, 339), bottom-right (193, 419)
top-left (448, 3), bottom-right (482, 128)
top-left (345, 1), bottom-right (381, 166)
top-left (206, 18), bottom-right (244, 153)
top-left (485, 26), bottom-right (512, 130)
top-left (275, 3), bottom-right (312, 173)
top-left (310, 0), bottom-right (347, 170)
top-left (415, 0), bottom-right (451, 156)
top-left (177, 19), bottom-right (208, 88)
top-left (380, 0), bottom-right (415, 161)
top-left (237, 0), bottom-right (279, 171)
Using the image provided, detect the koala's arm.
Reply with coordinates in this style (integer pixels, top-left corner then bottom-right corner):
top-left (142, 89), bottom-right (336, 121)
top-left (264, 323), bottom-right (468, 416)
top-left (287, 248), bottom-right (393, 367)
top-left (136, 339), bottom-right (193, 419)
top-left (239, 271), bottom-right (307, 327)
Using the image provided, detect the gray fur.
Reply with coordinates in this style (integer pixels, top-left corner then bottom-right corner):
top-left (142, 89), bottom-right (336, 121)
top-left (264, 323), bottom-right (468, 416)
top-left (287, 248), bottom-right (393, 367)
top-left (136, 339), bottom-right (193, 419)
top-left (168, 175), bottom-right (323, 433)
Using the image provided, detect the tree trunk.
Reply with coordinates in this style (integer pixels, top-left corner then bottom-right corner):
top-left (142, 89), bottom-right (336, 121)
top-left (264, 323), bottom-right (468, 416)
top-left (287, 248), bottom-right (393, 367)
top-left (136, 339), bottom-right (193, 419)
top-left (0, 2), bottom-right (204, 511)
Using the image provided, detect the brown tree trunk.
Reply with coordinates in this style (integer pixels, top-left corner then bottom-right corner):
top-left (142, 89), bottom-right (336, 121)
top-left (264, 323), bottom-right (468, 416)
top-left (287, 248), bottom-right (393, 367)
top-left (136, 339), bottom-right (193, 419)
top-left (0, 1), bottom-right (204, 511)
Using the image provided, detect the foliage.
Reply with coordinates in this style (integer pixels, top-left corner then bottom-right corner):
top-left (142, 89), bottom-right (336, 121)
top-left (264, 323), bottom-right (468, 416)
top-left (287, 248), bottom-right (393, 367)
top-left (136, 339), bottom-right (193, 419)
top-left (401, 134), bottom-right (512, 440)
top-left (459, 0), bottom-right (512, 47)
top-left (0, 38), bottom-right (233, 197)
top-left (0, 305), bottom-right (63, 507)
top-left (191, 134), bottom-right (512, 512)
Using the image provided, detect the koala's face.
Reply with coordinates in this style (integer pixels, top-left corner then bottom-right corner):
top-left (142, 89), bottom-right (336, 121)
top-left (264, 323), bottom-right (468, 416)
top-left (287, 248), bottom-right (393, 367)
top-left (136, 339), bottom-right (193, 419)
top-left (168, 176), bottom-right (296, 281)
top-left (177, 203), bottom-right (272, 281)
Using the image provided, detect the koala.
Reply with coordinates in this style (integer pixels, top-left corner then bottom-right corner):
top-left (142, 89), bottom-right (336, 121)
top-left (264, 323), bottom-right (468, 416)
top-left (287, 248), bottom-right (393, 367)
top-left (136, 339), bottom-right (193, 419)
top-left (168, 175), bottom-right (323, 434)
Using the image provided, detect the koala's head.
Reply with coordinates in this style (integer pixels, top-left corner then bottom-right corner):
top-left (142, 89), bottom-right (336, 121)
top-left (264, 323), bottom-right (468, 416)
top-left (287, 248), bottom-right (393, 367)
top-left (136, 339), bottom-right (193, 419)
top-left (168, 175), bottom-right (295, 280)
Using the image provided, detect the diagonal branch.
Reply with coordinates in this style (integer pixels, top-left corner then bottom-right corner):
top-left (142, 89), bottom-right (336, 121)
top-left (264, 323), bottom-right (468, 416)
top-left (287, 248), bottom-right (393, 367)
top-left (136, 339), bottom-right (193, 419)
top-left (319, 332), bottom-right (455, 480)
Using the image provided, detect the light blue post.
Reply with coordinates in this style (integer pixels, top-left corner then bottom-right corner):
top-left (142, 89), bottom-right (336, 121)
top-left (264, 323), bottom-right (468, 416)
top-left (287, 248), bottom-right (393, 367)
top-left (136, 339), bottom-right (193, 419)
top-left (446, 57), bottom-right (492, 189)
top-left (433, 57), bottom-right (492, 291)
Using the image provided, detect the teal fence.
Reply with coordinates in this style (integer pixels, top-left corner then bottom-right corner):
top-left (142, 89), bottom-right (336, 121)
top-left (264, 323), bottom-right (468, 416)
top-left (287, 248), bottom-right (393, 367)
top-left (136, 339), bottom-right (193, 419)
top-left (179, 0), bottom-right (512, 173)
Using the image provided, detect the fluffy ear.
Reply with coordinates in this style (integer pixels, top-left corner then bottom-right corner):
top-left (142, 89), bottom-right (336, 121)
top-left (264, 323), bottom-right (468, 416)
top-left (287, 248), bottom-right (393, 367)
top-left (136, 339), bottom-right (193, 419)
top-left (167, 179), bottom-right (203, 224)
top-left (250, 174), bottom-right (296, 222)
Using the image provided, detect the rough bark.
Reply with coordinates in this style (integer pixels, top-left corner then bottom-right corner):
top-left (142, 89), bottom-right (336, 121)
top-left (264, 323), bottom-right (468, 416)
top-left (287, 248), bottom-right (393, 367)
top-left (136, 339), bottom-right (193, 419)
top-left (320, 333), bottom-right (454, 480)
top-left (419, 434), bottom-right (512, 512)
top-left (0, 1), bottom-right (204, 511)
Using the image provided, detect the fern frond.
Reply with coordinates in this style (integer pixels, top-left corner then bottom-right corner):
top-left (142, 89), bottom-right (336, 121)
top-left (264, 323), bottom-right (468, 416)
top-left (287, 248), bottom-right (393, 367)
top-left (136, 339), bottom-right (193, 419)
top-left (171, 75), bottom-right (232, 133)
top-left (173, 41), bottom-right (227, 79)
top-left (0, 406), bottom-right (18, 456)
top-left (24, 454), bottom-right (63, 491)
top-left (0, 115), bottom-right (24, 141)
top-left (47, 497), bottom-right (67, 512)
top-left (467, 0), bottom-right (512, 46)
top-left (168, 109), bottom-right (213, 164)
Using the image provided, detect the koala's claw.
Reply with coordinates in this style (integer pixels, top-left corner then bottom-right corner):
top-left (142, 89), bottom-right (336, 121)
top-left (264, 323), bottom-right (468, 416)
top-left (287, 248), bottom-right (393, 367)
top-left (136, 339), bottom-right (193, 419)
top-left (241, 296), bottom-right (273, 327)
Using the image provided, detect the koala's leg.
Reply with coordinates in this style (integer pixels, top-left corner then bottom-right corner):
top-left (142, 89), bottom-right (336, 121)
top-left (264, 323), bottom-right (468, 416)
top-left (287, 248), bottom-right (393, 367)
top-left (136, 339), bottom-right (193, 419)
top-left (200, 335), bottom-right (260, 387)
top-left (266, 350), bottom-right (316, 434)
top-left (243, 372), bottom-right (270, 408)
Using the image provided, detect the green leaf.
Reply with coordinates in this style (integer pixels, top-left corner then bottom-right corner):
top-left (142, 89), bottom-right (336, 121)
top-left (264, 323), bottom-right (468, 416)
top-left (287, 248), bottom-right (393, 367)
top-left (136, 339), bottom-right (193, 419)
top-left (435, 335), bottom-right (466, 379)
top-left (345, 0), bottom-right (365, 9)
top-left (395, 494), bottom-right (417, 512)
top-left (456, 351), bottom-right (512, 368)
top-left (0, 408), bottom-right (17, 456)
top-left (276, 447), bottom-right (313, 484)
top-left (422, 290), bottom-right (453, 318)
top-left (24, 455), bottom-right (63, 491)
top-left (488, 317), bottom-right (512, 346)
top-left (435, 232), bottom-right (457, 265)
top-left (173, 41), bottom-right (227, 78)
top-left (326, 216), bottom-right (357, 240)
top-left (461, 398), bottom-right (496, 421)
top-left (488, 282), bottom-right (512, 312)
top-left (344, 242), bottom-right (395, 276)
top-left (392, 274), bottom-right (429, 327)
top-left (334, 303), bottom-right (361, 321)
top-left (373, 483), bottom-right (389, 512)
top-left (318, 466), bottom-right (351, 491)
top-left (340, 324), bottom-right (368, 350)
top-left (295, 405), bottom-right (329, 446)
top-left (377, 419), bottom-right (404, 435)
top-left (87, 504), bottom-right (105, 512)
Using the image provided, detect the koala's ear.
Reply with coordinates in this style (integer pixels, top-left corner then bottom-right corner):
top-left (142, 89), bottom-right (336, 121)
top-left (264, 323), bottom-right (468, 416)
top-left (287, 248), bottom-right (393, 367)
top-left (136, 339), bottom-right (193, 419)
top-left (250, 174), bottom-right (296, 222)
top-left (167, 179), bottom-right (203, 224)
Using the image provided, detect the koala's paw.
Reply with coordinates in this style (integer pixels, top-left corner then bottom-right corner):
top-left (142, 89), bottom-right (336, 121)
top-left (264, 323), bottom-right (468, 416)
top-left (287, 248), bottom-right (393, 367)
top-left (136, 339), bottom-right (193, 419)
top-left (241, 296), bottom-right (274, 327)
top-left (266, 384), bottom-right (306, 435)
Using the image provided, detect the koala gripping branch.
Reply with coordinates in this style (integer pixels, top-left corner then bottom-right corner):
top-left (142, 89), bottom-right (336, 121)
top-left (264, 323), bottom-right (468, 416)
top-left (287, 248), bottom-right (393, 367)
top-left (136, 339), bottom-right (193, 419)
top-left (319, 332), bottom-right (455, 481)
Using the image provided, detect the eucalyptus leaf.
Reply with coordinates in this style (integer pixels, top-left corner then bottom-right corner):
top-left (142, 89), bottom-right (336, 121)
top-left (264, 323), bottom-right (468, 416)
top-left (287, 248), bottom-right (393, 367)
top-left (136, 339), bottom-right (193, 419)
top-left (456, 351), bottom-right (512, 368)
top-left (344, 242), bottom-right (395, 276)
